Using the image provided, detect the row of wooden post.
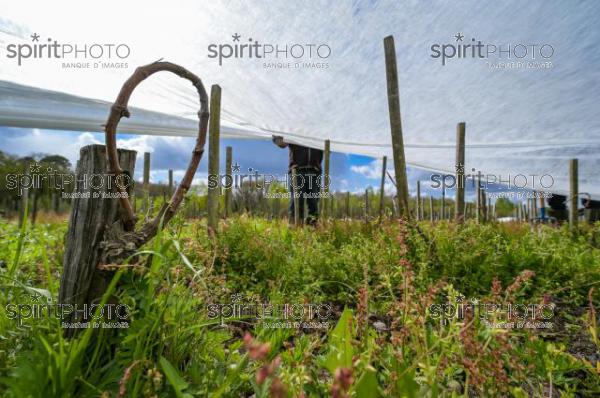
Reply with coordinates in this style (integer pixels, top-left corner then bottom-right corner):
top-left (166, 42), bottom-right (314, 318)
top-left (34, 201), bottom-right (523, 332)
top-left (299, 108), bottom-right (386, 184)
top-left (383, 35), bottom-right (582, 229)
top-left (132, 36), bottom-right (582, 233)
top-left (135, 148), bottom-right (579, 228)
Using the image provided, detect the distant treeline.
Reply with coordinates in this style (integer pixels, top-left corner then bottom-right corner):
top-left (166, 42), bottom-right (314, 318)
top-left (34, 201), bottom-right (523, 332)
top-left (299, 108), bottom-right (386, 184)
top-left (1, 149), bottom-right (519, 224)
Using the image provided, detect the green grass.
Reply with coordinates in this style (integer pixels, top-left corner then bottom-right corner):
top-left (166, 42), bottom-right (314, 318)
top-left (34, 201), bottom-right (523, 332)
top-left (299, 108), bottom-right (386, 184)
top-left (0, 215), bottom-right (599, 397)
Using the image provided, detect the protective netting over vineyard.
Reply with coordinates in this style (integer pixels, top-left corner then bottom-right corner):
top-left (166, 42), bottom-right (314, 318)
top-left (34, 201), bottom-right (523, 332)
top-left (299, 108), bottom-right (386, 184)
top-left (0, 1), bottom-right (599, 196)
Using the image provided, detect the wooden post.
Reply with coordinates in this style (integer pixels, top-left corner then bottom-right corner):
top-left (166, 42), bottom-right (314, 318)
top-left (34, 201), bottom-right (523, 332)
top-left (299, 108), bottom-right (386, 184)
top-left (379, 156), bottom-right (387, 220)
top-left (416, 180), bottom-right (421, 221)
top-left (364, 189), bottom-right (370, 222)
top-left (168, 169), bottom-right (173, 194)
top-left (346, 191), bottom-right (350, 219)
top-left (303, 196), bottom-right (308, 224)
top-left (383, 35), bottom-right (410, 219)
top-left (330, 193), bottom-right (334, 219)
top-left (482, 189), bottom-right (487, 222)
top-left (455, 122), bottom-right (466, 222)
top-left (224, 146), bottom-right (232, 218)
top-left (519, 202), bottom-right (523, 221)
top-left (291, 168), bottom-right (300, 226)
top-left (323, 139), bottom-right (331, 220)
top-left (30, 189), bottom-right (39, 226)
top-left (18, 164), bottom-right (29, 228)
top-left (441, 182), bottom-right (446, 220)
top-left (476, 174), bottom-right (482, 224)
top-left (207, 85), bottom-right (221, 235)
top-left (429, 195), bottom-right (434, 222)
top-left (569, 159), bottom-right (578, 229)
top-left (530, 198), bottom-right (534, 221)
top-left (59, 145), bottom-right (136, 335)
top-left (143, 152), bottom-right (150, 211)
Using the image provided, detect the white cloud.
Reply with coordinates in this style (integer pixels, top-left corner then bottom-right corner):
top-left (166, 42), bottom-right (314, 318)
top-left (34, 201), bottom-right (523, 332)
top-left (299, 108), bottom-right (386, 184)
top-left (350, 158), bottom-right (388, 180)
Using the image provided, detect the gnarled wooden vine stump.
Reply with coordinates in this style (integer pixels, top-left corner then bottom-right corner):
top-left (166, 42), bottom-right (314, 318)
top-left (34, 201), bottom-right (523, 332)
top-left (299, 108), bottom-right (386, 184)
top-left (59, 144), bottom-right (136, 334)
top-left (59, 61), bottom-right (210, 336)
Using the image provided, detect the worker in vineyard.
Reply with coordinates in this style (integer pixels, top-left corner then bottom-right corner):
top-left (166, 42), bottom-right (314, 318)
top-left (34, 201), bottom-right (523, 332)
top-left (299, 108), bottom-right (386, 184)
top-left (272, 135), bottom-right (323, 225)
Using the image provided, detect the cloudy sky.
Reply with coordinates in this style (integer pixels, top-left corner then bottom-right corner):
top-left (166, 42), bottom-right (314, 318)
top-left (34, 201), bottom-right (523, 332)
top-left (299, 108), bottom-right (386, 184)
top-left (1, 1), bottom-right (598, 198)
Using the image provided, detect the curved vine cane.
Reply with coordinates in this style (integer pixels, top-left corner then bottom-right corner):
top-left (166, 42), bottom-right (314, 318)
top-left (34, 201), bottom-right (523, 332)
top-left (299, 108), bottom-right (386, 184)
top-left (104, 61), bottom-right (209, 237)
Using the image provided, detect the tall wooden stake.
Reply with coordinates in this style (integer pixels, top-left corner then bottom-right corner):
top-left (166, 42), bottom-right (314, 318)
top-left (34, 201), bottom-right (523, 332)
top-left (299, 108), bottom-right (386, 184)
top-left (441, 182), bottom-right (446, 220)
top-left (207, 85), bottom-right (221, 235)
top-left (292, 168), bottom-right (300, 226)
top-left (330, 194), bottom-right (335, 219)
top-left (346, 191), bottom-right (350, 219)
top-left (429, 195), bottom-right (434, 222)
top-left (364, 189), bottom-right (370, 222)
top-left (569, 159), bottom-right (578, 229)
top-left (416, 180), bottom-right (421, 221)
top-left (476, 173), bottom-right (482, 224)
top-left (18, 164), bottom-right (29, 228)
top-left (379, 156), bottom-right (387, 220)
top-left (323, 139), bottom-right (331, 220)
top-left (225, 146), bottom-right (232, 218)
top-left (482, 189), bottom-right (487, 222)
top-left (455, 122), bottom-right (466, 222)
top-left (143, 152), bottom-right (150, 211)
top-left (168, 169), bottom-right (173, 194)
top-left (30, 189), bottom-right (38, 226)
top-left (384, 35), bottom-right (410, 219)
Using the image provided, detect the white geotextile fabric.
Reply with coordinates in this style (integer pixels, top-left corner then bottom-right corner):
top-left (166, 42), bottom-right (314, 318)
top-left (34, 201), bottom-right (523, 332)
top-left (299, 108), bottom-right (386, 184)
top-left (0, 1), bottom-right (599, 197)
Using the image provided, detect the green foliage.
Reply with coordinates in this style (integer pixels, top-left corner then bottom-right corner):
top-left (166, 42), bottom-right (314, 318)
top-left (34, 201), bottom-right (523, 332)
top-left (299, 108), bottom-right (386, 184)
top-left (159, 356), bottom-right (192, 398)
top-left (324, 307), bottom-right (354, 373)
top-left (0, 216), bottom-right (598, 397)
